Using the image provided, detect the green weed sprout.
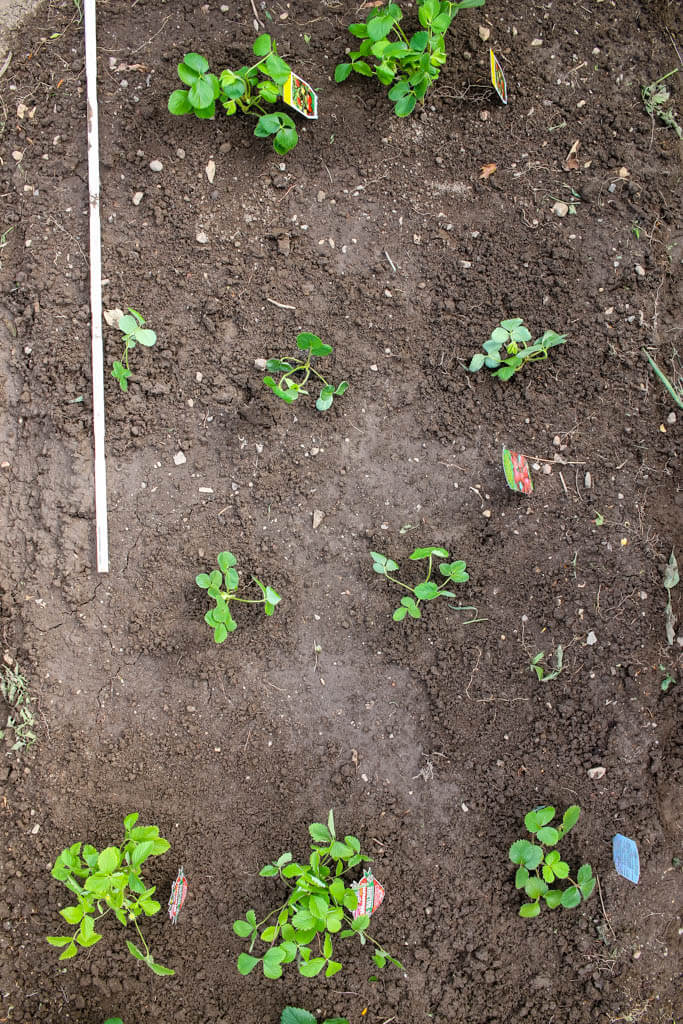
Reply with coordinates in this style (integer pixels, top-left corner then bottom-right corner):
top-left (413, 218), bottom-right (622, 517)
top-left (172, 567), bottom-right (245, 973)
top-left (371, 546), bottom-right (469, 622)
top-left (642, 347), bottom-right (683, 410)
top-left (468, 318), bottom-right (566, 380)
top-left (168, 38), bottom-right (300, 154)
top-left (111, 308), bottom-right (156, 392)
top-left (335, 0), bottom-right (485, 117)
top-left (196, 551), bottom-right (281, 643)
top-left (0, 660), bottom-right (37, 751)
top-left (509, 805), bottom-right (596, 918)
top-left (233, 810), bottom-right (403, 980)
top-left (47, 814), bottom-right (174, 975)
top-left (264, 332), bottom-right (348, 410)
top-left (529, 645), bottom-right (564, 682)
top-left (282, 1010), bottom-right (349, 1024)
top-left (641, 69), bottom-right (682, 138)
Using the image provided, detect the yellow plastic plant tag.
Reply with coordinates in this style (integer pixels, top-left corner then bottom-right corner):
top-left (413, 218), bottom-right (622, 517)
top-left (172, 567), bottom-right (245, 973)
top-left (490, 49), bottom-right (507, 105)
top-left (283, 71), bottom-right (318, 119)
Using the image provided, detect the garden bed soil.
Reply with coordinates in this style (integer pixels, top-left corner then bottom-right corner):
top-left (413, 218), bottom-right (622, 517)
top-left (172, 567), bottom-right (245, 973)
top-left (0, 0), bottom-right (681, 1022)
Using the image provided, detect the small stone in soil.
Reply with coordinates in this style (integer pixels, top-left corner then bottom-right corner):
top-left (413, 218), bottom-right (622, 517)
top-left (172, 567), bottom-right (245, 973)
top-left (173, 451), bottom-right (187, 466)
top-left (586, 631), bottom-right (597, 645)
top-left (132, 191), bottom-right (143, 206)
top-left (149, 159), bottom-right (163, 172)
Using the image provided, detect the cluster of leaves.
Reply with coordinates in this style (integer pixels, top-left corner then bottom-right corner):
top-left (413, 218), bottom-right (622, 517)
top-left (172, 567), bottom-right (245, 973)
top-left (641, 69), bottom-right (682, 138)
top-left (233, 810), bottom-right (403, 979)
top-left (196, 551), bottom-right (281, 644)
top-left (509, 806), bottom-right (596, 918)
top-left (0, 660), bottom-right (36, 751)
top-left (282, 1010), bottom-right (348, 1024)
top-left (47, 814), bottom-right (174, 975)
top-left (371, 546), bottom-right (469, 622)
top-left (335, 0), bottom-right (484, 116)
top-left (168, 37), bottom-right (300, 154)
top-left (264, 333), bottom-right (348, 410)
top-left (529, 645), bottom-right (564, 683)
top-left (468, 319), bottom-right (566, 380)
top-left (111, 308), bottom-right (157, 393)
top-left (661, 549), bottom-right (679, 646)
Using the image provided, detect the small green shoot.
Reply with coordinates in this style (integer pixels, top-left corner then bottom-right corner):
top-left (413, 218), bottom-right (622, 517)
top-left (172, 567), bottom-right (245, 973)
top-left (509, 805), bottom-right (595, 918)
top-left (0, 225), bottom-right (13, 271)
top-left (263, 333), bottom-right (348, 410)
top-left (659, 665), bottom-right (676, 693)
top-left (111, 308), bottom-right (156, 392)
top-left (0, 660), bottom-right (37, 751)
top-left (642, 347), bottom-right (683, 410)
top-left (593, 511), bottom-right (605, 526)
top-left (233, 810), bottom-right (403, 979)
top-left (196, 551), bottom-right (281, 643)
top-left (335, 0), bottom-right (485, 117)
top-left (530, 645), bottom-right (564, 683)
top-left (282, 1009), bottom-right (349, 1024)
top-left (661, 550), bottom-right (679, 646)
top-left (641, 69), bottom-right (682, 138)
top-left (371, 546), bottom-right (470, 622)
top-left (631, 221), bottom-right (642, 240)
top-left (468, 318), bottom-right (566, 380)
top-left (169, 38), bottom-right (302, 154)
top-left (47, 814), bottom-right (174, 975)
top-left (104, 1019), bottom-right (124, 1024)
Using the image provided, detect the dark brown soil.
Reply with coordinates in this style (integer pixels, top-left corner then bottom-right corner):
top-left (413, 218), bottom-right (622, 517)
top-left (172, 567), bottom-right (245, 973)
top-left (0, 0), bottom-right (681, 1022)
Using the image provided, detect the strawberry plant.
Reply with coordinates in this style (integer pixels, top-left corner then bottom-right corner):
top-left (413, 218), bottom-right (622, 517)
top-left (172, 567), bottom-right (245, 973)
top-left (111, 308), bottom-right (156, 393)
top-left (233, 810), bottom-right (403, 979)
top-left (168, 37), bottom-right (301, 154)
top-left (371, 546), bottom-right (470, 621)
top-left (263, 332), bottom-right (348, 410)
top-left (196, 551), bottom-right (281, 643)
top-left (509, 805), bottom-right (596, 918)
top-left (467, 318), bottom-right (566, 381)
top-left (335, 0), bottom-right (485, 117)
top-left (47, 813), bottom-right (174, 975)
top-left (282, 1010), bottom-right (349, 1024)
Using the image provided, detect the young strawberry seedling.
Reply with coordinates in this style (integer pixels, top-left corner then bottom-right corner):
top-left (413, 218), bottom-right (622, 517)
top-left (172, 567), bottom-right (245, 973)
top-left (233, 810), bottom-right (403, 979)
top-left (196, 551), bottom-right (281, 644)
top-left (529, 645), bottom-right (564, 683)
top-left (263, 332), bottom-right (348, 410)
top-left (335, 0), bottom-right (485, 117)
top-left (468, 318), bottom-right (566, 381)
top-left (111, 308), bottom-right (156, 392)
top-left (47, 813), bottom-right (174, 975)
top-left (509, 805), bottom-right (595, 918)
top-left (371, 546), bottom-right (470, 622)
top-left (168, 37), bottom-right (301, 154)
top-left (282, 1010), bottom-right (349, 1024)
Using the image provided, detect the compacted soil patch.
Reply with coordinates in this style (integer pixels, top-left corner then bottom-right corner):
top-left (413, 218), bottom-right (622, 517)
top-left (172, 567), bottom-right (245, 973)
top-left (0, 0), bottom-right (681, 1021)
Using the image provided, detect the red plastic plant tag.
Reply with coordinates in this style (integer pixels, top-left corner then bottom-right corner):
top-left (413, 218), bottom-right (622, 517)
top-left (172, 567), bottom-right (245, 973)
top-left (502, 448), bottom-right (533, 494)
top-left (490, 49), bottom-right (507, 105)
top-left (352, 871), bottom-right (385, 919)
top-left (168, 865), bottom-right (188, 924)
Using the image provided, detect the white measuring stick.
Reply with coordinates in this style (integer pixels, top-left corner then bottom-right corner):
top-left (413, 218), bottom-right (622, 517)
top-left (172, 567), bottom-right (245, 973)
top-left (84, 0), bottom-right (109, 572)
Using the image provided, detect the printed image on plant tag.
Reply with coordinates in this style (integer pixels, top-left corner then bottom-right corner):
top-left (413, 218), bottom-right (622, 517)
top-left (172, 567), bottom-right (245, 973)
top-left (168, 865), bottom-right (188, 923)
top-left (612, 834), bottom-right (640, 884)
top-left (502, 448), bottom-right (533, 494)
top-left (283, 71), bottom-right (318, 119)
top-left (352, 870), bottom-right (385, 918)
top-left (490, 49), bottom-right (507, 105)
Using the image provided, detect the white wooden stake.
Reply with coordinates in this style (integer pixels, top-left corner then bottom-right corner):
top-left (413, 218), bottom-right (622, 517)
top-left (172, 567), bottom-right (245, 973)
top-left (84, 0), bottom-right (109, 572)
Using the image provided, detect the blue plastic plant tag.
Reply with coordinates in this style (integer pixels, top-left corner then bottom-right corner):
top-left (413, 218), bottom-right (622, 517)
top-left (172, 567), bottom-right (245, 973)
top-left (612, 834), bottom-right (640, 883)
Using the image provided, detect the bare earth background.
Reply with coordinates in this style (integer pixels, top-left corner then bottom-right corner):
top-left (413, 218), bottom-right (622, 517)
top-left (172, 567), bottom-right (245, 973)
top-left (0, 0), bottom-right (681, 1022)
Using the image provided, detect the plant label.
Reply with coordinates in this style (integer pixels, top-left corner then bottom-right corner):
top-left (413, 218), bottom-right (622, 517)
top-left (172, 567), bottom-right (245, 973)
top-left (283, 72), bottom-right (318, 119)
top-left (168, 865), bottom-right (188, 923)
top-left (352, 871), bottom-right (385, 918)
top-left (490, 49), bottom-right (507, 105)
top-left (502, 448), bottom-right (533, 494)
top-left (612, 834), bottom-right (640, 883)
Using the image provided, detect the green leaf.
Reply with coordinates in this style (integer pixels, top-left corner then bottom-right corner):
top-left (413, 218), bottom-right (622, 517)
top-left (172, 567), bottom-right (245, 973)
top-left (237, 953), bottom-right (260, 975)
top-left (135, 329), bottom-right (156, 347)
top-left (388, 79), bottom-right (411, 100)
top-left (189, 77), bottom-right (215, 110)
top-left (468, 352), bottom-right (486, 372)
top-left (334, 62), bottom-right (352, 83)
top-left (524, 877), bottom-right (548, 900)
top-left (509, 839), bottom-right (533, 865)
top-left (281, 1010), bottom-right (317, 1024)
top-left (47, 935), bottom-right (75, 947)
top-left (514, 866), bottom-right (529, 890)
top-left (58, 942), bottom-right (78, 960)
top-left (522, 845), bottom-right (544, 871)
top-left (149, 960), bottom-right (175, 976)
top-left (414, 581), bottom-right (439, 601)
top-left (84, 875), bottom-right (109, 896)
top-left (299, 956), bottom-right (326, 977)
top-left (184, 52), bottom-right (209, 73)
top-left (580, 877), bottom-right (596, 900)
top-left (410, 30), bottom-right (429, 51)
top-left (259, 864), bottom-right (279, 877)
top-left (233, 918), bottom-right (255, 938)
top-left (519, 902), bottom-right (541, 918)
top-left (97, 846), bottom-right (120, 873)
top-left (264, 53), bottom-right (291, 84)
top-left (330, 841), bottom-right (353, 859)
top-left (393, 607), bottom-right (408, 621)
top-left (274, 127), bottom-right (298, 155)
top-left (368, 14), bottom-right (395, 40)
top-left (544, 889), bottom-right (563, 909)
top-left (168, 89), bottom-right (193, 115)
top-left (325, 962), bottom-right (343, 979)
top-left (561, 805), bottom-right (581, 835)
top-left (395, 93), bottom-right (417, 117)
top-left (351, 60), bottom-right (373, 77)
top-left (560, 887), bottom-right (581, 909)
top-left (126, 939), bottom-right (146, 961)
top-left (536, 826), bottom-right (560, 846)
top-left (309, 822), bottom-right (332, 843)
top-left (554, 861), bottom-right (570, 880)
top-left (335, 381), bottom-right (349, 396)
top-left (577, 864), bottom-right (593, 885)
top-left (410, 546), bottom-right (449, 559)
top-left (525, 807), bottom-right (555, 832)
top-left (351, 913), bottom-right (370, 932)
top-left (131, 840), bottom-right (155, 867)
top-left (253, 33), bottom-right (272, 56)
top-left (348, 22), bottom-right (370, 37)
